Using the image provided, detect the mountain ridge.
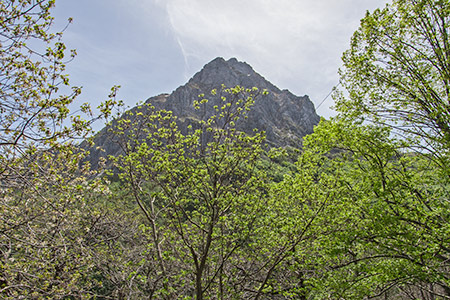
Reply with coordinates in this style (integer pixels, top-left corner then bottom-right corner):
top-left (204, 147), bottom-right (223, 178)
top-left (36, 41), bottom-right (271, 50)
top-left (85, 57), bottom-right (320, 168)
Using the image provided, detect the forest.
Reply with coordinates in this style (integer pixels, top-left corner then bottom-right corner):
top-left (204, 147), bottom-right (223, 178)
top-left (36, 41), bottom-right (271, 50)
top-left (1, 0), bottom-right (450, 299)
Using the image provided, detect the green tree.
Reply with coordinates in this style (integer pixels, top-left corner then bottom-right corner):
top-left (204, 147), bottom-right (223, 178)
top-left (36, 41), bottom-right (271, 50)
top-left (0, 1), bottom-right (121, 298)
top-left (299, 0), bottom-right (450, 297)
top-left (112, 86), bottom-right (271, 299)
top-left (244, 155), bottom-right (335, 300)
top-left (336, 0), bottom-right (450, 159)
top-left (108, 85), bottom-right (345, 299)
top-left (1, 0), bottom-right (85, 153)
top-left (301, 119), bottom-right (450, 299)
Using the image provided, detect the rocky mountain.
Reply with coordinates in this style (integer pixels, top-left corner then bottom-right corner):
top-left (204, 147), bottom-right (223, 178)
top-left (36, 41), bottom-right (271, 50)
top-left (85, 57), bottom-right (320, 167)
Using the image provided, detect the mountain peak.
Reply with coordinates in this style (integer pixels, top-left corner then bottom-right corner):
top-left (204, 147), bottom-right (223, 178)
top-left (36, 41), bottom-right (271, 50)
top-left (208, 57), bottom-right (252, 71)
top-left (189, 57), bottom-right (278, 91)
top-left (153, 57), bottom-right (319, 147)
top-left (203, 57), bottom-right (247, 69)
top-left (84, 58), bottom-right (320, 168)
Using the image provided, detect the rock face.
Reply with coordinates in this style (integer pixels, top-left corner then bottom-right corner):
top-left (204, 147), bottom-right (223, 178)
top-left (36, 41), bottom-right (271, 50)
top-left (150, 57), bottom-right (319, 145)
top-left (85, 57), bottom-right (320, 167)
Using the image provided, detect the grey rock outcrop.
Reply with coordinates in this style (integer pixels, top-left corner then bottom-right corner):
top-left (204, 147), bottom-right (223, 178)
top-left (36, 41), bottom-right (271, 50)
top-left (148, 57), bottom-right (319, 146)
top-left (85, 57), bottom-right (320, 167)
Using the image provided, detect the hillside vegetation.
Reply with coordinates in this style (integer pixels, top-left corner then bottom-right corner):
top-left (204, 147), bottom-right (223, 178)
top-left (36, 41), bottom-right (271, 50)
top-left (1, 0), bottom-right (450, 299)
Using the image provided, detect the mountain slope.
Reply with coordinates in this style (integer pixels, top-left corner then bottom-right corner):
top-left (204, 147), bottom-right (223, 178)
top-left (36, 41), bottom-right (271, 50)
top-left (85, 57), bottom-right (320, 167)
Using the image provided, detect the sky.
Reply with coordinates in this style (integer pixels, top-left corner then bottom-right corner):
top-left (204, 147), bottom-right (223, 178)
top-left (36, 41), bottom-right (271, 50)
top-left (53, 0), bottom-right (389, 123)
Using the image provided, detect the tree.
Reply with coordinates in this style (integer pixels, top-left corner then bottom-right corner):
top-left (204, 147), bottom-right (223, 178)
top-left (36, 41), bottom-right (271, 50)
top-left (244, 153), bottom-right (336, 300)
top-left (300, 119), bottom-right (450, 299)
top-left (0, 1), bottom-right (121, 298)
top-left (108, 85), bottom-right (348, 299)
top-left (336, 0), bottom-right (450, 159)
top-left (300, 0), bottom-right (450, 298)
top-left (0, 0), bottom-right (119, 184)
top-left (111, 86), bottom-right (273, 299)
top-left (1, 0), bottom-right (84, 153)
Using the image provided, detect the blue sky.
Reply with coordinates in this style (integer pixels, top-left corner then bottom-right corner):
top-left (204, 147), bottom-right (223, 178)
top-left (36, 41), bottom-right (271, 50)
top-left (53, 0), bottom-right (388, 124)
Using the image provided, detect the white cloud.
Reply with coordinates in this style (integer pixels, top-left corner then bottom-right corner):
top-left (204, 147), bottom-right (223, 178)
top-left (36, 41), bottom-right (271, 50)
top-left (153, 0), bottom-right (388, 118)
top-left (54, 0), bottom-right (389, 119)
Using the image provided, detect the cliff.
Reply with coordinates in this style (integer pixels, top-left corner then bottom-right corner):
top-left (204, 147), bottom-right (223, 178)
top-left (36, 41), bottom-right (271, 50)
top-left (85, 57), bottom-right (320, 168)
